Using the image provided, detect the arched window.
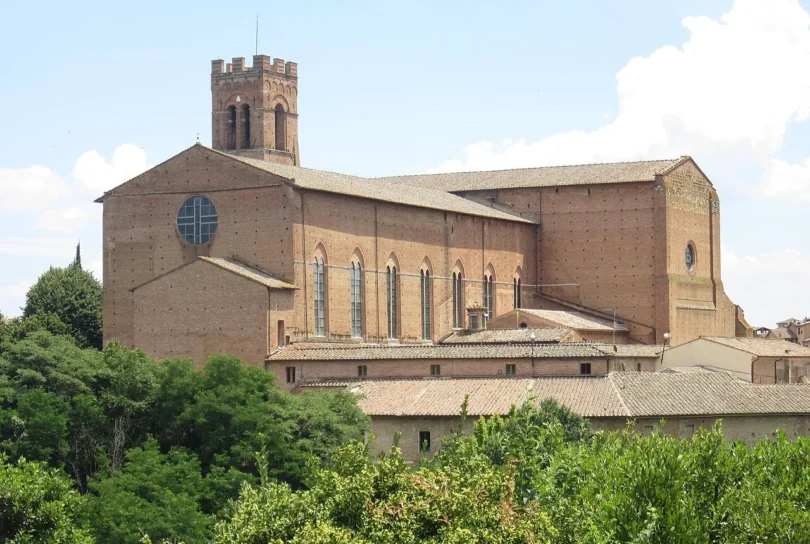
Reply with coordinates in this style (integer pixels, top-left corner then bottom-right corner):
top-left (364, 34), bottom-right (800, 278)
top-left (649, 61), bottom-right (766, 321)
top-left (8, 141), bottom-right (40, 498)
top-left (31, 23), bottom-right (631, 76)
top-left (453, 271), bottom-right (464, 329)
top-left (386, 265), bottom-right (398, 339)
top-left (313, 257), bottom-right (326, 337)
top-left (484, 268), bottom-right (495, 322)
top-left (242, 105), bottom-right (251, 149)
top-left (226, 105), bottom-right (237, 150)
top-left (513, 277), bottom-right (522, 309)
top-left (275, 104), bottom-right (286, 151)
top-left (350, 262), bottom-right (362, 338)
top-left (421, 270), bottom-right (431, 341)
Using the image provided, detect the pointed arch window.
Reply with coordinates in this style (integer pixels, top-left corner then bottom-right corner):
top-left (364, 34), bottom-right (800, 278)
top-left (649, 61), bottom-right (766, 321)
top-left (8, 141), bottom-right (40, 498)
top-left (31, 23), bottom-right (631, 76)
top-left (386, 266), bottom-right (398, 339)
top-left (242, 105), bottom-right (251, 149)
top-left (275, 104), bottom-right (287, 151)
top-left (350, 262), bottom-right (362, 338)
top-left (313, 257), bottom-right (326, 337)
top-left (513, 278), bottom-right (522, 309)
top-left (421, 270), bottom-right (431, 341)
top-left (484, 272), bottom-right (494, 321)
top-left (453, 272), bottom-right (464, 329)
top-left (226, 105), bottom-right (237, 150)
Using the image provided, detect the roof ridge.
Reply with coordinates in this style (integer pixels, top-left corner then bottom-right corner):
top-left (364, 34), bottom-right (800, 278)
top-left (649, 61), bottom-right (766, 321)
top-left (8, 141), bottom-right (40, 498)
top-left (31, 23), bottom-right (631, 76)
top-left (606, 373), bottom-right (632, 417)
top-left (375, 156), bottom-right (685, 180)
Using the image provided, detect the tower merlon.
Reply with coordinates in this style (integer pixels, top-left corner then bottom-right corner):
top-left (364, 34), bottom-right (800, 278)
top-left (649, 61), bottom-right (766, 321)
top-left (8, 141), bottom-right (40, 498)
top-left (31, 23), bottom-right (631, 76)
top-left (211, 56), bottom-right (297, 78)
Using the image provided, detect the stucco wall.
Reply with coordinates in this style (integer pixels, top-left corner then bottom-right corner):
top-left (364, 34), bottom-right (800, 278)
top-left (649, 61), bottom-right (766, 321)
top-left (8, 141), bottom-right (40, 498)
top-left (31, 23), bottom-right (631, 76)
top-left (661, 339), bottom-right (753, 381)
top-left (370, 413), bottom-right (810, 463)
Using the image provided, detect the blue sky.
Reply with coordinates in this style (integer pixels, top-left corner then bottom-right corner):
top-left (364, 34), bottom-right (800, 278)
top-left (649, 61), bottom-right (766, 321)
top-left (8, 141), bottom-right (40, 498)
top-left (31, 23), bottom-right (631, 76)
top-left (1, 0), bottom-right (809, 327)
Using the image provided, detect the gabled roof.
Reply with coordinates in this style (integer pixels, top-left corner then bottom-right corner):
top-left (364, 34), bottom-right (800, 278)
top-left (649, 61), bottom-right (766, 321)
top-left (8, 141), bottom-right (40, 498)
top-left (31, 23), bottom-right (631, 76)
top-left (440, 327), bottom-right (571, 344)
top-left (592, 344), bottom-right (663, 358)
top-left (303, 370), bottom-right (810, 418)
top-left (199, 257), bottom-right (297, 289)
top-left (699, 337), bottom-right (810, 357)
top-left (133, 256), bottom-right (296, 291)
top-left (304, 376), bottom-right (625, 418)
top-left (377, 157), bottom-right (689, 192)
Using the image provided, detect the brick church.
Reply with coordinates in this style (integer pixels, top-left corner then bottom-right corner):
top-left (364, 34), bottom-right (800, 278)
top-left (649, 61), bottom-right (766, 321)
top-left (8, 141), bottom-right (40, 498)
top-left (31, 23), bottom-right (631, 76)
top-left (97, 52), bottom-right (749, 387)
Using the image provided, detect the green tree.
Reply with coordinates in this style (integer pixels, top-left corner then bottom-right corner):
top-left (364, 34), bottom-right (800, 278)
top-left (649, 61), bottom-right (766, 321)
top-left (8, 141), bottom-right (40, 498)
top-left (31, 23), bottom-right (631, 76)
top-left (82, 438), bottom-right (213, 543)
top-left (0, 454), bottom-right (92, 543)
top-left (23, 265), bottom-right (102, 349)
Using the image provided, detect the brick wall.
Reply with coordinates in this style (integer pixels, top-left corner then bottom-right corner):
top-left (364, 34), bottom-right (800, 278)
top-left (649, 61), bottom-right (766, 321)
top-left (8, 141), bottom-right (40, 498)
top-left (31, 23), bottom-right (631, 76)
top-left (133, 259), bottom-right (270, 367)
top-left (103, 146), bottom-right (296, 347)
top-left (289, 191), bottom-right (536, 344)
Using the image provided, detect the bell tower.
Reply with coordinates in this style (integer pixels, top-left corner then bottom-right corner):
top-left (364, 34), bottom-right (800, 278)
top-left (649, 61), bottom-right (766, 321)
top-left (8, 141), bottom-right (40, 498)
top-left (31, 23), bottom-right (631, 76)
top-left (211, 54), bottom-right (299, 166)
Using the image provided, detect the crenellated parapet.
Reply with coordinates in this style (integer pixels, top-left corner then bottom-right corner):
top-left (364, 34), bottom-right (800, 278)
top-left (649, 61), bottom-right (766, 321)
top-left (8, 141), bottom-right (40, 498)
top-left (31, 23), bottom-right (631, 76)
top-left (211, 55), bottom-right (297, 78)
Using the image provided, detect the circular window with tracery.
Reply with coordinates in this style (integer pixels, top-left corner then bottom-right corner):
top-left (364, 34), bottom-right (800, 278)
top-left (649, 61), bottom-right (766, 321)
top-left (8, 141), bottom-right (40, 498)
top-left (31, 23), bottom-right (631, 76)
top-left (685, 243), bottom-right (696, 272)
top-left (177, 196), bottom-right (218, 245)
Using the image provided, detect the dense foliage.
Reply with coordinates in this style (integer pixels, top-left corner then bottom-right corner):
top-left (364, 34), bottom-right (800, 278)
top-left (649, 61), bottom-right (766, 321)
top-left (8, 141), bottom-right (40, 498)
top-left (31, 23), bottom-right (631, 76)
top-left (22, 257), bottom-right (102, 349)
top-left (215, 402), bottom-right (810, 543)
top-left (4, 261), bottom-right (810, 542)
top-left (0, 331), bottom-right (369, 543)
top-left (0, 454), bottom-right (91, 543)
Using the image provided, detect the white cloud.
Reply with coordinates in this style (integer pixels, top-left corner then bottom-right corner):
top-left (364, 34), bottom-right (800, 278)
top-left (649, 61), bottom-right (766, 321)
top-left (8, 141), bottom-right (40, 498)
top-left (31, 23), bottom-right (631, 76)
top-left (0, 166), bottom-right (71, 211)
top-left (87, 250), bottom-right (103, 281)
top-left (0, 237), bottom-right (78, 258)
top-left (34, 205), bottom-right (100, 233)
top-left (432, 0), bottom-right (810, 173)
top-left (757, 157), bottom-right (810, 200)
top-left (72, 144), bottom-right (150, 194)
top-left (722, 245), bottom-right (810, 326)
top-left (0, 280), bottom-right (31, 318)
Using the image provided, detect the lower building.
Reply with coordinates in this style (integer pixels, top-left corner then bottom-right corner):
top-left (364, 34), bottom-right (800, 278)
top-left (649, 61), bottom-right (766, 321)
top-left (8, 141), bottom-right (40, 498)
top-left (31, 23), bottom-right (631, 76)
top-left (302, 369), bottom-right (810, 463)
top-left (661, 337), bottom-right (810, 383)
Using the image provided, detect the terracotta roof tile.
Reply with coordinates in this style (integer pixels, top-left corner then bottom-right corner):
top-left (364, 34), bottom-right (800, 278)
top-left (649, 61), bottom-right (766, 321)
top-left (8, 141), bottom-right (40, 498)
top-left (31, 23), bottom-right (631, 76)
top-left (199, 257), bottom-right (297, 289)
top-left (220, 152), bottom-right (534, 224)
top-left (378, 158), bottom-right (687, 192)
top-left (700, 337), bottom-right (810, 357)
top-left (305, 377), bottom-right (625, 417)
top-left (441, 328), bottom-right (570, 344)
top-left (304, 371), bottom-right (810, 418)
top-left (514, 309), bottom-right (628, 331)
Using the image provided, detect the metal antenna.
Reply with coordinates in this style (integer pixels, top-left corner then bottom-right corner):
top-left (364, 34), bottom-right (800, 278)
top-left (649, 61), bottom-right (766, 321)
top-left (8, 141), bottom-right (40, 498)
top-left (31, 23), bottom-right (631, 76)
top-left (255, 15), bottom-right (259, 55)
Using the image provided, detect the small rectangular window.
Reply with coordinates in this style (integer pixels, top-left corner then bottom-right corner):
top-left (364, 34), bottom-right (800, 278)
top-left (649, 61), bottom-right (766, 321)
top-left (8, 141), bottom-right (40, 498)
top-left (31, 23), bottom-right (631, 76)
top-left (469, 314), bottom-right (479, 330)
top-left (357, 365), bottom-right (367, 377)
top-left (505, 363), bottom-right (516, 376)
top-left (580, 363), bottom-right (591, 375)
top-left (418, 431), bottom-right (431, 453)
top-left (643, 424), bottom-right (654, 435)
top-left (285, 366), bottom-right (296, 384)
top-left (430, 364), bottom-right (441, 376)
top-left (684, 424), bottom-right (695, 439)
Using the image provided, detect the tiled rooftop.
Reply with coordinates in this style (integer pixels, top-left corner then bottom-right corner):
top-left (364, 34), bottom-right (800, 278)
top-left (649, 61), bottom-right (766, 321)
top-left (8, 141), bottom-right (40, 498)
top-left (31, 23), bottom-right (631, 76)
top-left (377, 158), bottom-right (687, 192)
top-left (512, 309), bottom-right (628, 331)
top-left (700, 337), bottom-right (810, 357)
top-left (199, 257), bottom-right (297, 289)
top-left (303, 370), bottom-right (810, 418)
top-left (224, 152), bottom-right (535, 224)
top-left (441, 327), bottom-right (571, 344)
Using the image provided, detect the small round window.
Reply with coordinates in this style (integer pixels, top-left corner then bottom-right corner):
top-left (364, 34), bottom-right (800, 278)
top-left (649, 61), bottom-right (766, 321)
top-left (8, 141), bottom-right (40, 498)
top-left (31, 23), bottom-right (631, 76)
top-left (685, 243), bottom-right (696, 272)
top-left (177, 196), bottom-right (218, 245)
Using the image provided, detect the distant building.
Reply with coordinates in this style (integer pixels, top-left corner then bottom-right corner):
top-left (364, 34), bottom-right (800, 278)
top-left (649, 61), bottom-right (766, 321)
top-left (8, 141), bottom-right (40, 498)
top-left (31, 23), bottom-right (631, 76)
top-left (303, 370), bottom-right (810, 462)
top-left (98, 50), bottom-right (748, 381)
top-left (765, 317), bottom-right (810, 345)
